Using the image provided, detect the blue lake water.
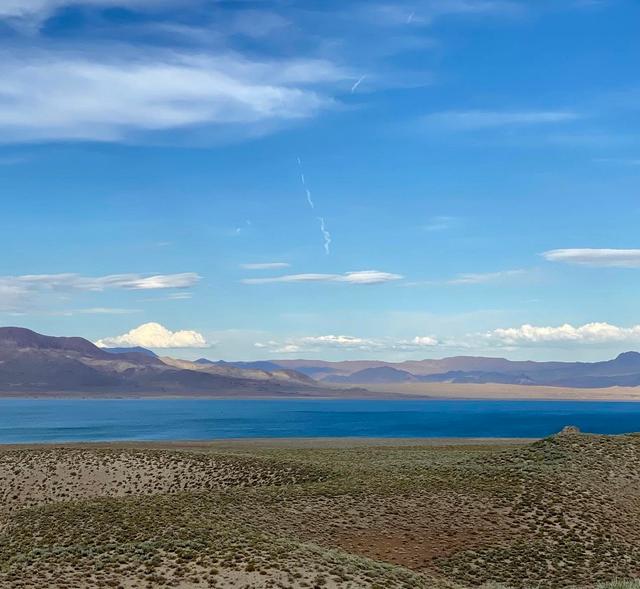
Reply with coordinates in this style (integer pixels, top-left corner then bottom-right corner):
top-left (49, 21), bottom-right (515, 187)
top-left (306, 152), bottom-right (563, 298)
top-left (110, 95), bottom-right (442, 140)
top-left (2, 399), bottom-right (640, 443)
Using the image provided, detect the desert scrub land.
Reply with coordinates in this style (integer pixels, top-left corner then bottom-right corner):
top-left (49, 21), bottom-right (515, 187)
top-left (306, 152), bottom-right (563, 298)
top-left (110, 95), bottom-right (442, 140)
top-left (1, 433), bottom-right (640, 588)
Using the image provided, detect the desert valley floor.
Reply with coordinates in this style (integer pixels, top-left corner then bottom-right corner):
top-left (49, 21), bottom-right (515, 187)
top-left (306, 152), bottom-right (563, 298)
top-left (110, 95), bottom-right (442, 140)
top-left (2, 434), bottom-right (640, 588)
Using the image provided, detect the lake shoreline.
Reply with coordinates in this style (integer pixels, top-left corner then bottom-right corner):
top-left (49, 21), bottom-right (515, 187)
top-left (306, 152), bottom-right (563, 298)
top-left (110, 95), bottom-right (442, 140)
top-left (3, 381), bottom-right (640, 401)
top-left (0, 436), bottom-right (537, 450)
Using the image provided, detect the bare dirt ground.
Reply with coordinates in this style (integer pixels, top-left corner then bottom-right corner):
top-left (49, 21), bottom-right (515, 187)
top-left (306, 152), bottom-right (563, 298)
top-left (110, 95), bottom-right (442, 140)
top-left (362, 381), bottom-right (640, 400)
top-left (2, 435), bottom-right (640, 588)
top-left (4, 381), bottom-right (640, 400)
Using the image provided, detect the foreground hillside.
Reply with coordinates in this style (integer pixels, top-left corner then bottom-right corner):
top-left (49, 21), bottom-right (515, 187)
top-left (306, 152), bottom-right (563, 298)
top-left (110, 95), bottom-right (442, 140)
top-left (2, 433), bottom-right (640, 588)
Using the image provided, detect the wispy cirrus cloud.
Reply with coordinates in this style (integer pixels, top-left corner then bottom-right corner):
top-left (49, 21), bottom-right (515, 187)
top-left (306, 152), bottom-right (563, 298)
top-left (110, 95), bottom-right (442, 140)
top-left (2, 272), bottom-right (201, 291)
top-left (96, 321), bottom-right (208, 348)
top-left (593, 157), bottom-right (640, 166)
top-left (242, 270), bottom-right (403, 285)
top-left (360, 0), bottom-right (523, 27)
top-left (0, 52), bottom-right (345, 143)
top-left (241, 262), bottom-right (291, 270)
top-left (0, 0), bottom-right (544, 147)
top-left (421, 110), bottom-right (580, 131)
top-left (0, 155), bottom-right (30, 166)
top-left (405, 269), bottom-right (527, 287)
top-left (447, 269), bottom-right (526, 285)
top-left (423, 215), bottom-right (460, 232)
top-left (50, 307), bottom-right (141, 317)
top-left (542, 248), bottom-right (640, 267)
top-left (0, 0), bottom-right (181, 22)
top-left (0, 272), bottom-right (200, 312)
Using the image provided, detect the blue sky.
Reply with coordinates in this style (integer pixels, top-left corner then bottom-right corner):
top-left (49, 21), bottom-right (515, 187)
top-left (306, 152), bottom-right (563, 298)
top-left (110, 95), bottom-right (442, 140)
top-left (1, 0), bottom-right (639, 361)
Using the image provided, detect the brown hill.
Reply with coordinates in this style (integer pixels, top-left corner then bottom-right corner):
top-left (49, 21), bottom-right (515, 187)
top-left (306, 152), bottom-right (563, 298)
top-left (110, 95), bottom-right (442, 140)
top-left (274, 352), bottom-right (640, 388)
top-left (0, 327), bottom-right (324, 396)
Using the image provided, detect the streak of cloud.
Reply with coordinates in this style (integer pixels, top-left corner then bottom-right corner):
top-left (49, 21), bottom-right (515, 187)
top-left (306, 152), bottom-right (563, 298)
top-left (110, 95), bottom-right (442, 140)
top-left (447, 269), bottom-right (526, 285)
top-left (0, 272), bottom-right (200, 313)
top-left (297, 157), bottom-right (315, 209)
top-left (297, 156), bottom-right (332, 254)
top-left (242, 262), bottom-right (291, 270)
top-left (542, 248), bottom-right (640, 267)
top-left (0, 53), bottom-right (340, 143)
top-left (242, 270), bottom-right (403, 285)
top-left (318, 216), bottom-right (332, 255)
top-left (350, 75), bottom-right (366, 93)
top-left (422, 110), bottom-right (579, 131)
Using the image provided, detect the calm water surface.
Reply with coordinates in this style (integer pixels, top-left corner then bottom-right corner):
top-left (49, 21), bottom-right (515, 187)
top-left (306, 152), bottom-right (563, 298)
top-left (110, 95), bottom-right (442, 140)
top-left (2, 399), bottom-right (640, 443)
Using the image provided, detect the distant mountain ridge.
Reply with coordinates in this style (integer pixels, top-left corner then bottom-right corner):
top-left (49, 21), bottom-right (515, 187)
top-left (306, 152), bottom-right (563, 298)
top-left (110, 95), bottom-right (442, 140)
top-left (0, 327), bottom-right (323, 396)
top-left (4, 326), bottom-right (640, 393)
top-left (195, 358), bottom-right (284, 372)
top-left (104, 347), bottom-right (158, 358)
top-left (269, 352), bottom-right (640, 388)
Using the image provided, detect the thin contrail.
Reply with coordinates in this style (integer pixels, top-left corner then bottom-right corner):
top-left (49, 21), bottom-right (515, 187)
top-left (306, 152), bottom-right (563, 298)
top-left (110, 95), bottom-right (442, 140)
top-left (297, 156), bottom-right (315, 208)
top-left (407, 11), bottom-right (415, 23)
top-left (297, 156), bottom-right (331, 254)
top-left (318, 217), bottom-right (332, 255)
top-left (351, 75), bottom-right (366, 93)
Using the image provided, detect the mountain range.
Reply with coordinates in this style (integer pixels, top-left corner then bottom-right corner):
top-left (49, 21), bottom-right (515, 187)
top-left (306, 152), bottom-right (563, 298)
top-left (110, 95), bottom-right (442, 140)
top-left (3, 326), bottom-right (640, 394)
top-left (267, 354), bottom-right (640, 388)
top-left (0, 327), bottom-right (324, 396)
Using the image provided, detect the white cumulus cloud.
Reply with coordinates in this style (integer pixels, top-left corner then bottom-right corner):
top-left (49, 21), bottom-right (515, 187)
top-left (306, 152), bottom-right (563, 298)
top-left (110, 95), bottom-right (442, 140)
top-left (96, 322), bottom-right (208, 348)
top-left (486, 322), bottom-right (640, 345)
top-left (407, 335), bottom-right (439, 347)
top-left (542, 248), bottom-right (640, 268)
